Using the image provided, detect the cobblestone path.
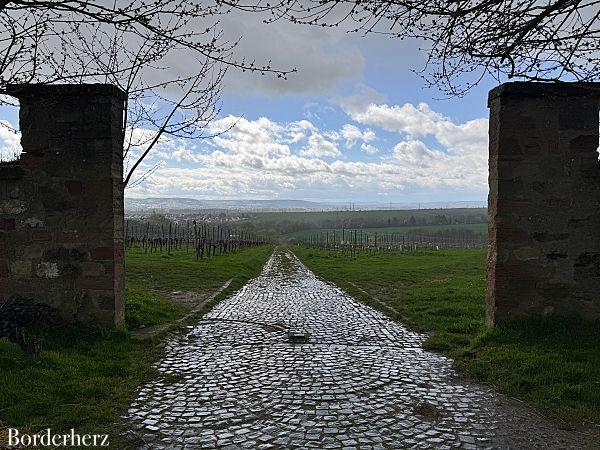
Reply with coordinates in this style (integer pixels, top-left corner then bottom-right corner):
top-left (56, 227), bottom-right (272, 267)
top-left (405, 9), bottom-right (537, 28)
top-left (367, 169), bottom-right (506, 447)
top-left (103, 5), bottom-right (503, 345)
top-left (124, 251), bottom-right (595, 449)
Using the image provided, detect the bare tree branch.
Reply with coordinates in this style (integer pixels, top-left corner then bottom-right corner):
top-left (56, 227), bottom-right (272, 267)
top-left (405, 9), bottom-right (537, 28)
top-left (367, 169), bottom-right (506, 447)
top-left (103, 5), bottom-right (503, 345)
top-left (226, 0), bottom-right (600, 94)
top-left (0, 0), bottom-right (296, 186)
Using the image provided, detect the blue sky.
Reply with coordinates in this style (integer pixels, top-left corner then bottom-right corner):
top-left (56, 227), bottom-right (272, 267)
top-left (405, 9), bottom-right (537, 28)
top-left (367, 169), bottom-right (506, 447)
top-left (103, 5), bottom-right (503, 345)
top-left (0, 13), bottom-right (498, 204)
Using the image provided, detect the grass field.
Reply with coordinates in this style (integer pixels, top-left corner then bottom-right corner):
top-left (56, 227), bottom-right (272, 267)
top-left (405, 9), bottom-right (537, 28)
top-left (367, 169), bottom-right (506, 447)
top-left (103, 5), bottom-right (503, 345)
top-left (0, 246), bottom-right (273, 444)
top-left (293, 247), bottom-right (600, 428)
top-left (284, 223), bottom-right (488, 240)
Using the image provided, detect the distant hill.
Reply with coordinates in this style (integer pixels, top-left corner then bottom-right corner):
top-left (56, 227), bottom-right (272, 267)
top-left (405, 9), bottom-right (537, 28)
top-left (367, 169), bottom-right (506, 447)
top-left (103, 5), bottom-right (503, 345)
top-left (124, 197), bottom-right (334, 211)
top-left (125, 197), bottom-right (487, 212)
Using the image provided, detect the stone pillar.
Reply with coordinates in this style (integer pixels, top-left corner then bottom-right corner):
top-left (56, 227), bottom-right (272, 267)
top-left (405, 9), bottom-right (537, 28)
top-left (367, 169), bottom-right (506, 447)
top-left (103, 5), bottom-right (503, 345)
top-left (487, 82), bottom-right (600, 325)
top-left (0, 84), bottom-right (126, 326)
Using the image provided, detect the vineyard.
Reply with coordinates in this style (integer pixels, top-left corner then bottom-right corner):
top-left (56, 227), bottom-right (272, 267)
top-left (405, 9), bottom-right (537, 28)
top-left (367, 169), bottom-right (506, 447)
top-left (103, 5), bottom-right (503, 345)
top-left (298, 228), bottom-right (487, 256)
top-left (285, 223), bottom-right (488, 240)
top-left (125, 220), bottom-right (270, 259)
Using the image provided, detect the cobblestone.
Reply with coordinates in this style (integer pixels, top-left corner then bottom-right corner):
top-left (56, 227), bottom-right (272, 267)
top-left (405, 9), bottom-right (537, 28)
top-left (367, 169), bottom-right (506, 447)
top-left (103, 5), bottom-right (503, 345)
top-left (124, 251), bottom-right (596, 448)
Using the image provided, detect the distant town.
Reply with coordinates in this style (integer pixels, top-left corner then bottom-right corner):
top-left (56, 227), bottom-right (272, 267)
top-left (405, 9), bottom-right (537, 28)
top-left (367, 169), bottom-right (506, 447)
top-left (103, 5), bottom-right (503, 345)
top-left (125, 197), bottom-right (487, 219)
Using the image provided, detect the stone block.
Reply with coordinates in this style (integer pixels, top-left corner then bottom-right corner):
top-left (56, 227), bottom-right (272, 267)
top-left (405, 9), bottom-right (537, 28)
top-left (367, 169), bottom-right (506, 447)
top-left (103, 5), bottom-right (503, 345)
top-left (23, 217), bottom-right (45, 228)
top-left (513, 247), bottom-right (541, 261)
top-left (81, 262), bottom-right (106, 278)
top-left (0, 218), bottom-right (15, 230)
top-left (36, 262), bottom-right (60, 279)
top-left (90, 247), bottom-right (114, 260)
top-left (0, 278), bottom-right (13, 302)
top-left (54, 231), bottom-right (82, 244)
top-left (0, 200), bottom-right (26, 215)
top-left (569, 135), bottom-right (598, 152)
top-left (10, 260), bottom-right (32, 278)
top-left (77, 278), bottom-right (114, 291)
top-left (64, 180), bottom-right (83, 195)
top-left (20, 244), bottom-right (43, 259)
top-left (31, 230), bottom-right (52, 242)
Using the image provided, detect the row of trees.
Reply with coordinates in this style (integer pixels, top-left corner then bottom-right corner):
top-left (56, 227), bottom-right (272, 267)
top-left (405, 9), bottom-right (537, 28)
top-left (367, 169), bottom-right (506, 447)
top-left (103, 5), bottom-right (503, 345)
top-left (258, 213), bottom-right (487, 234)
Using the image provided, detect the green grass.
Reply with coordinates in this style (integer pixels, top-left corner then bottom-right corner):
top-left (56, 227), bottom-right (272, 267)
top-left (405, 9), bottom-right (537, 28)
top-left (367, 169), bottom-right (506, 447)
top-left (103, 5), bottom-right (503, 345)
top-left (462, 320), bottom-right (600, 425)
top-left (125, 283), bottom-right (186, 330)
top-left (125, 246), bottom-right (273, 295)
top-left (0, 327), bottom-right (161, 441)
top-left (293, 247), bottom-right (600, 427)
top-left (124, 246), bottom-right (274, 330)
top-left (0, 245), bottom-right (273, 445)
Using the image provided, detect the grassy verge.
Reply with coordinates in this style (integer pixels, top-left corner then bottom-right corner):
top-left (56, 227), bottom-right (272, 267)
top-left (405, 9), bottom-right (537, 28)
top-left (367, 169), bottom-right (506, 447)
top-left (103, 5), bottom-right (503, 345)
top-left (292, 246), bottom-right (600, 428)
top-left (0, 327), bottom-right (162, 443)
top-left (125, 246), bottom-right (274, 329)
top-left (0, 245), bottom-right (273, 445)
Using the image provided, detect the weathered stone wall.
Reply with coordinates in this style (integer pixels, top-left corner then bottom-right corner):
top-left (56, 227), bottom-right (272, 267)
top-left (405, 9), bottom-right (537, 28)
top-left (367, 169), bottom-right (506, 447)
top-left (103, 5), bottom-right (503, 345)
top-left (487, 82), bottom-right (600, 325)
top-left (0, 84), bottom-right (125, 326)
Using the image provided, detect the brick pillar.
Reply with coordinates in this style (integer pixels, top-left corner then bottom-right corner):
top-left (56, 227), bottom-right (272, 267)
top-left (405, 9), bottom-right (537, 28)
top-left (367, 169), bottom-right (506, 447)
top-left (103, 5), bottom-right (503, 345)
top-left (487, 82), bottom-right (600, 325)
top-left (0, 84), bottom-right (126, 326)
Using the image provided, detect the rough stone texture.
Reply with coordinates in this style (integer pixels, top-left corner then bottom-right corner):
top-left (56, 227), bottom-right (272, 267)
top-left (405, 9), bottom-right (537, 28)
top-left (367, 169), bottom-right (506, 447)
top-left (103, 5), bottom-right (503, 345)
top-left (123, 251), bottom-right (596, 449)
top-left (0, 84), bottom-right (126, 326)
top-left (487, 82), bottom-right (600, 325)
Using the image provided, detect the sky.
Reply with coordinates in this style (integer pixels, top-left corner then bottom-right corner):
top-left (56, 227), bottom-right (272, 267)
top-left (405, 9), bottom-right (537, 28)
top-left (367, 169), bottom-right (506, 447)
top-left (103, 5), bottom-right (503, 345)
top-left (0, 11), bottom-right (498, 204)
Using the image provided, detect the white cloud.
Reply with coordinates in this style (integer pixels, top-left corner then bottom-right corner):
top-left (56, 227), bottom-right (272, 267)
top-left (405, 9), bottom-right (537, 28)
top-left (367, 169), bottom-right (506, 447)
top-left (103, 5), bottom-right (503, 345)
top-left (171, 146), bottom-right (200, 163)
top-left (287, 120), bottom-right (316, 143)
top-left (340, 124), bottom-right (376, 148)
top-left (208, 115), bottom-right (290, 158)
top-left (392, 140), bottom-right (442, 167)
top-left (339, 97), bottom-right (488, 190)
top-left (1, 89), bottom-right (489, 203)
top-left (363, 129), bottom-right (376, 142)
top-left (127, 101), bottom-right (488, 201)
top-left (0, 120), bottom-right (21, 161)
top-left (123, 127), bottom-right (202, 181)
top-left (300, 134), bottom-right (341, 158)
top-left (344, 101), bottom-right (487, 153)
top-left (361, 142), bottom-right (379, 154)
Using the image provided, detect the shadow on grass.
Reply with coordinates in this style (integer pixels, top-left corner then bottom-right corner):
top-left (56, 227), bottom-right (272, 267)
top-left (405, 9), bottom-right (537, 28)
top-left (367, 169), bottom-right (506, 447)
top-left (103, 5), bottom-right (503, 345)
top-left (457, 318), bottom-right (600, 427)
top-left (0, 324), bottom-right (162, 444)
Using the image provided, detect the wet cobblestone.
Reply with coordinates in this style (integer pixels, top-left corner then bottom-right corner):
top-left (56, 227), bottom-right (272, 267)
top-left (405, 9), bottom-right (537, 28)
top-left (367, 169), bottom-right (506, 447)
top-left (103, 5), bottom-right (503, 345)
top-left (124, 251), bottom-right (596, 449)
